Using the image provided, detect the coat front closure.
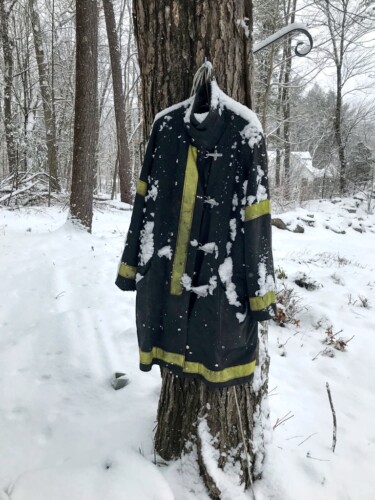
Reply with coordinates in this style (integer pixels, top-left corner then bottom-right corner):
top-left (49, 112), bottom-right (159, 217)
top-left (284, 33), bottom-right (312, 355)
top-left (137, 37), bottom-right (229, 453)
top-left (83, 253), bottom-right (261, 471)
top-left (116, 83), bottom-right (276, 387)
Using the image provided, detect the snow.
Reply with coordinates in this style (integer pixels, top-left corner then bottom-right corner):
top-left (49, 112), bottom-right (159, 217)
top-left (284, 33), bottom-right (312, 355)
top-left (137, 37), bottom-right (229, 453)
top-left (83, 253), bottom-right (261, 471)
top-left (229, 218), bottom-right (237, 241)
top-left (256, 262), bottom-right (276, 297)
top-left (236, 311), bottom-right (247, 323)
top-left (197, 418), bottom-right (248, 500)
top-left (236, 18), bottom-right (250, 38)
top-left (218, 257), bottom-right (241, 307)
top-left (145, 180), bottom-right (158, 202)
top-left (153, 96), bottom-right (193, 125)
top-left (157, 245), bottom-right (172, 259)
top-left (1, 193), bottom-right (375, 499)
top-left (181, 273), bottom-right (217, 297)
top-left (139, 220), bottom-right (154, 265)
top-left (158, 115), bottom-right (172, 132)
top-left (184, 80), bottom-right (263, 148)
top-left (198, 241), bottom-right (219, 259)
top-left (9, 452), bottom-right (173, 500)
top-left (194, 112), bottom-right (209, 123)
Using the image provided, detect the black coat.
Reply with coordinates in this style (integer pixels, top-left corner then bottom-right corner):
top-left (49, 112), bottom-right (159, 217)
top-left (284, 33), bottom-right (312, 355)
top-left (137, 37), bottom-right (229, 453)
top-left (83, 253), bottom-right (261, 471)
top-left (116, 81), bottom-right (276, 387)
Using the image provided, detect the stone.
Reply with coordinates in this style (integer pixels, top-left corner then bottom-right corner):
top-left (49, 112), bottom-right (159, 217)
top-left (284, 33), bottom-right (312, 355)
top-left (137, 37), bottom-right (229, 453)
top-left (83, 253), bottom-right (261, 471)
top-left (295, 273), bottom-right (321, 291)
top-left (111, 372), bottom-right (130, 390)
top-left (325, 225), bottom-right (346, 234)
top-left (293, 224), bottom-right (305, 233)
top-left (272, 218), bottom-right (288, 230)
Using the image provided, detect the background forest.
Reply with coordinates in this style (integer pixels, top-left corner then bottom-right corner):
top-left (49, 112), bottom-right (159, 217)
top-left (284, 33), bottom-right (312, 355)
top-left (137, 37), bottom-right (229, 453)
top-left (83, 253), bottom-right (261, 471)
top-left (0, 0), bottom-right (374, 216)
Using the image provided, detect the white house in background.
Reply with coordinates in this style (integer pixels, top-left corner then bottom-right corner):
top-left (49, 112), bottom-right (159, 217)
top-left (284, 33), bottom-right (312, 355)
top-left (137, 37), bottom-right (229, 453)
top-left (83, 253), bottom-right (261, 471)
top-left (267, 150), bottom-right (333, 199)
top-left (268, 150), bottom-right (327, 181)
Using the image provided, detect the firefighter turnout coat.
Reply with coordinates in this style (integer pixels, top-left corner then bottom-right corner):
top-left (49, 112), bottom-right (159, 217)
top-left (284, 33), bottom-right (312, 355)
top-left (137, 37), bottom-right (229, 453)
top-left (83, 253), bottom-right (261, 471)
top-left (115, 81), bottom-right (276, 387)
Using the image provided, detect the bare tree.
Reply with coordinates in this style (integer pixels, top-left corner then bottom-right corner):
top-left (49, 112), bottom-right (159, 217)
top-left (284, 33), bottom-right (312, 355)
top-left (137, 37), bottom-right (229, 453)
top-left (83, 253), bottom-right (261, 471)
top-left (69, 0), bottom-right (98, 231)
top-left (314, 0), bottom-right (375, 194)
top-left (280, 0), bottom-right (298, 197)
top-left (0, 0), bottom-right (18, 174)
top-left (29, 0), bottom-right (60, 192)
top-left (102, 0), bottom-right (132, 204)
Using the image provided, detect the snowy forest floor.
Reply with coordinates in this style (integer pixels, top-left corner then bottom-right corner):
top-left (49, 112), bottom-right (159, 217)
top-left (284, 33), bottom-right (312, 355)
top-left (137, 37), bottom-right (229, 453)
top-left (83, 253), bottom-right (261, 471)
top-left (0, 195), bottom-right (374, 500)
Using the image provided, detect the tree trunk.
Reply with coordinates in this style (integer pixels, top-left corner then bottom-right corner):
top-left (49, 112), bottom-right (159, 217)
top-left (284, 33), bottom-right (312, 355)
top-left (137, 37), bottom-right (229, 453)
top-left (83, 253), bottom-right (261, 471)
top-left (155, 324), bottom-right (270, 497)
top-left (29, 0), bottom-right (60, 192)
top-left (0, 0), bottom-right (18, 174)
top-left (335, 65), bottom-right (346, 195)
top-left (320, 0), bottom-right (348, 195)
top-left (69, 0), bottom-right (98, 232)
top-left (133, 0), bottom-right (254, 139)
top-left (254, 0), bottom-right (281, 131)
top-left (281, 0), bottom-right (297, 199)
top-left (103, 0), bottom-right (132, 204)
top-left (133, 1), bottom-right (270, 496)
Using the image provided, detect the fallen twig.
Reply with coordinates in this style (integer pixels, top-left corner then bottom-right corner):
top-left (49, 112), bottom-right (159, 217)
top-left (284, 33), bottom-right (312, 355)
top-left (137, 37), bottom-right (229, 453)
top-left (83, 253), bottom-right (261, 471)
top-left (326, 382), bottom-right (337, 452)
top-left (312, 349), bottom-right (325, 361)
top-left (298, 432), bottom-right (318, 446)
top-left (306, 452), bottom-right (330, 462)
top-left (273, 411), bottom-right (294, 430)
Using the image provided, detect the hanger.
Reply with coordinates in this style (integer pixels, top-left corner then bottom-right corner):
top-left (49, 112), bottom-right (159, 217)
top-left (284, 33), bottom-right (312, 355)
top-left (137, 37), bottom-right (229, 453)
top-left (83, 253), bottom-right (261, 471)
top-left (190, 59), bottom-right (215, 113)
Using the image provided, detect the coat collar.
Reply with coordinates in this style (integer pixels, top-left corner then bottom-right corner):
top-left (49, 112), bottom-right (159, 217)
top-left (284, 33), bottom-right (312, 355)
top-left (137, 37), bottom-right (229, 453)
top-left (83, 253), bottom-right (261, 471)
top-left (185, 82), bottom-right (228, 151)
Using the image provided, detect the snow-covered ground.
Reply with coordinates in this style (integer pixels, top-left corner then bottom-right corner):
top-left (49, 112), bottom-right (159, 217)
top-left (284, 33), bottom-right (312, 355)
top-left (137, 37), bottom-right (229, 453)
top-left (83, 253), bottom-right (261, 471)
top-left (0, 195), bottom-right (374, 500)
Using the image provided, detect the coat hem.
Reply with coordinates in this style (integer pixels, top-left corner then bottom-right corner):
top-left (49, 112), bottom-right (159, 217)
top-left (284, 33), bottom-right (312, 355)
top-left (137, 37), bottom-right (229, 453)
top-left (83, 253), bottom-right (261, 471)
top-left (139, 358), bottom-right (256, 388)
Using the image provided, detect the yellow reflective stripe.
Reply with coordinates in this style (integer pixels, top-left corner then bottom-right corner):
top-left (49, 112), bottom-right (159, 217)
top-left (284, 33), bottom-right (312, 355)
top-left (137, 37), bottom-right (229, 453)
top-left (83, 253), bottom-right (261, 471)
top-left (118, 262), bottom-right (137, 280)
top-left (136, 179), bottom-right (148, 196)
top-left (249, 290), bottom-right (276, 311)
top-left (183, 360), bottom-right (256, 384)
top-left (245, 199), bottom-right (271, 221)
top-left (140, 347), bottom-right (184, 366)
top-left (170, 145), bottom-right (198, 295)
top-left (139, 347), bottom-right (256, 384)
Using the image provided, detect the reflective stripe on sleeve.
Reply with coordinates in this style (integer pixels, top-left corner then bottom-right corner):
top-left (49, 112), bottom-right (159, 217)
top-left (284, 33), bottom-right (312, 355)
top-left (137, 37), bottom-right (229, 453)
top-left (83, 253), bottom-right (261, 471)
top-left (249, 290), bottom-right (276, 311)
top-left (245, 199), bottom-right (271, 221)
top-left (118, 262), bottom-right (137, 280)
top-left (136, 179), bottom-right (148, 196)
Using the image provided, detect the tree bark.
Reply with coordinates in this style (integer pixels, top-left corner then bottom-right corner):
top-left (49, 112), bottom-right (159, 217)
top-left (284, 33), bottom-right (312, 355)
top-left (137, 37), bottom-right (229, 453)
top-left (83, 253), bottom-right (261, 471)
top-left (335, 64), bottom-right (346, 194)
top-left (29, 0), bottom-right (60, 192)
top-left (0, 0), bottom-right (18, 174)
top-left (133, 1), bottom-right (270, 496)
top-left (155, 325), bottom-right (270, 497)
top-left (103, 0), bottom-right (132, 204)
top-left (320, 0), bottom-right (349, 195)
top-left (281, 0), bottom-right (297, 199)
top-left (133, 0), bottom-right (254, 139)
top-left (69, 0), bottom-right (98, 231)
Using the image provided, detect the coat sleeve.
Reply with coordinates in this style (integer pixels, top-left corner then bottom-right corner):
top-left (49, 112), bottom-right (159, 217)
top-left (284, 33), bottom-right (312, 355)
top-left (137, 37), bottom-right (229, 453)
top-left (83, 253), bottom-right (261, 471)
top-left (243, 135), bottom-right (277, 321)
top-left (115, 124), bottom-right (157, 291)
